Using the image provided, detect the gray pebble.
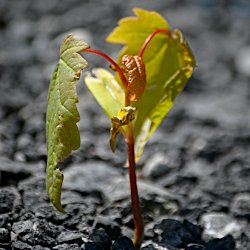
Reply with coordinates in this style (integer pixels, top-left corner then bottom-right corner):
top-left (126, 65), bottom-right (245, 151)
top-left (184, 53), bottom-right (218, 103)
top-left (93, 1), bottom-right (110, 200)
top-left (231, 193), bottom-right (250, 219)
top-left (200, 212), bottom-right (243, 240)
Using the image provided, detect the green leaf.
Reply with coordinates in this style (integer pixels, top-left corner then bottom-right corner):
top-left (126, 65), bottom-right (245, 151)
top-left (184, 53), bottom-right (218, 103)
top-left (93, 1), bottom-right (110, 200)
top-left (84, 68), bottom-right (124, 119)
top-left (134, 29), bottom-right (195, 160)
top-left (46, 35), bottom-right (89, 212)
top-left (106, 7), bottom-right (169, 60)
top-left (106, 8), bottom-right (196, 160)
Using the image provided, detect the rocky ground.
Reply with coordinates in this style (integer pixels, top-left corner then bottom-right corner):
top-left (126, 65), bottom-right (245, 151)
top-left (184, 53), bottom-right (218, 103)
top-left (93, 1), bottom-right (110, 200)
top-left (0, 0), bottom-right (250, 249)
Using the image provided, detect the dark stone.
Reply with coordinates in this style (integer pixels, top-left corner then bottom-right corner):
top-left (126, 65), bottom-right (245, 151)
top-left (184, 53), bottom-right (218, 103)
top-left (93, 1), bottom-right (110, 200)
top-left (12, 219), bottom-right (59, 247)
top-left (35, 204), bottom-right (68, 224)
top-left (161, 232), bottom-right (182, 248)
top-left (93, 215), bottom-right (121, 240)
top-left (0, 157), bottom-right (32, 186)
top-left (239, 231), bottom-right (250, 250)
top-left (18, 210), bottom-right (36, 221)
top-left (0, 228), bottom-right (9, 243)
top-left (182, 220), bottom-right (202, 242)
top-left (154, 219), bottom-right (198, 247)
top-left (196, 135), bottom-right (232, 163)
top-left (84, 241), bottom-right (105, 250)
top-left (16, 132), bottom-right (45, 162)
top-left (30, 219), bottom-right (59, 246)
top-left (205, 235), bottom-right (236, 250)
top-left (231, 193), bottom-right (250, 219)
top-left (64, 208), bottom-right (86, 230)
top-left (111, 236), bottom-right (135, 250)
top-left (0, 187), bottom-right (22, 214)
top-left (61, 191), bottom-right (98, 214)
top-left (89, 228), bottom-right (112, 250)
top-left (18, 177), bottom-right (49, 212)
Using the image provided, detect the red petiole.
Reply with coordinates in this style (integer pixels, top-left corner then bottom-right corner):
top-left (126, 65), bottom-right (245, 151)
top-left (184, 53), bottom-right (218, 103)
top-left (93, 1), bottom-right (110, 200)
top-left (138, 29), bottom-right (171, 58)
top-left (82, 48), bottom-right (128, 89)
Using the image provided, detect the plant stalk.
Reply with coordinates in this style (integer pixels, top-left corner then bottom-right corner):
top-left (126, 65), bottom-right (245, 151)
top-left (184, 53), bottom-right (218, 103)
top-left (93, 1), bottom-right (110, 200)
top-left (126, 124), bottom-right (144, 248)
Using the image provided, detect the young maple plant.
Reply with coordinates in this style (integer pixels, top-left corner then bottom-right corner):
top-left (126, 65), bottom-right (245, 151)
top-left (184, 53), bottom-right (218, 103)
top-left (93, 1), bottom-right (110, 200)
top-left (46, 8), bottom-right (195, 248)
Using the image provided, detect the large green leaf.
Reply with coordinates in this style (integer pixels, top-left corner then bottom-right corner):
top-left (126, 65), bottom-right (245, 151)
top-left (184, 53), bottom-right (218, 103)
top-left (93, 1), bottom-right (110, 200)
top-left (46, 35), bottom-right (89, 212)
top-left (134, 29), bottom-right (195, 160)
top-left (106, 9), bottom-right (196, 160)
top-left (106, 7), bottom-right (169, 61)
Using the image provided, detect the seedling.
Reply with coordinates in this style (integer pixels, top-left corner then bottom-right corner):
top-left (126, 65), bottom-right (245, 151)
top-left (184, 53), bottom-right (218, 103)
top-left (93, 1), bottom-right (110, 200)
top-left (46, 8), bottom-right (195, 248)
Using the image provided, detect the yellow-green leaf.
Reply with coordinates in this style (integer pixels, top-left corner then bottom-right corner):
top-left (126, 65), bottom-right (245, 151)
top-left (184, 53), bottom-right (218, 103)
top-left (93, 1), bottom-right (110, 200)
top-left (134, 30), bottom-right (195, 160)
top-left (84, 68), bottom-right (124, 119)
top-left (46, 35), bottom-right (89, 212)
top-left (107, 7), bottom-right (169, 60)
top-left (106, 8), bottom-right (196, 160)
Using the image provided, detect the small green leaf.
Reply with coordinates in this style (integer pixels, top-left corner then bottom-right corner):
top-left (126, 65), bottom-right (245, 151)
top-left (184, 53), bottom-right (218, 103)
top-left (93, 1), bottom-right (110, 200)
top-left (106, 9), bottom-right (196, 160)
top-left (46, 35), bottom-right (89, 212)
top-left (85, 68), bottom-right (124, 119)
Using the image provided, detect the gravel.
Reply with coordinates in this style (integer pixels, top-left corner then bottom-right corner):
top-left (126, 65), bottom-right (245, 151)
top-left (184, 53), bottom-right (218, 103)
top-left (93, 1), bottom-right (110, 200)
top-left (0, 0), bottom-right (249, 249)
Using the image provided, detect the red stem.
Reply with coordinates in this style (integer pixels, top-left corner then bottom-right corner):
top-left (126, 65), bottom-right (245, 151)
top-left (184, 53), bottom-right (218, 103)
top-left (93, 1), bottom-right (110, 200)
top-left (82, 30), bottom-right (172, 247)
top-left (126, 124), bottom-right (144, 248)
top-left (82, 48), bottom-right (128, 89)
top-left (138, 29), bottom-right (171, 58)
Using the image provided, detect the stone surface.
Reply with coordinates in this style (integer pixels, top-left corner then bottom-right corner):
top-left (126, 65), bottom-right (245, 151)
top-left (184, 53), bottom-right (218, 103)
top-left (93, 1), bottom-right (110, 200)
top-left (142, 152), bottom-right (179, 179)
top-left (89, 228), bottom-right (112, 250)
top-left (205, 235), bottom-right (235, 250)
top-left (153, 219), bottom-right (202, 248)
top-left (57, 231), bottom-right (84, 245)
top-left (0, 0), bottom-right (250, 249)
top-left (0, 227), bottom-right (9, 243)
top-left (0, 187), bottom-right (22, 215)
top-left (231, 193), bottom-right (250, 219)
top-left (200, 212), bottom-right (243, 240)
top-left (63, 162), bottom-right (121, 195)
top-left (111, 236), bottom-right (135, 250)
top-left (12, 240), bottom-right (32, 250)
